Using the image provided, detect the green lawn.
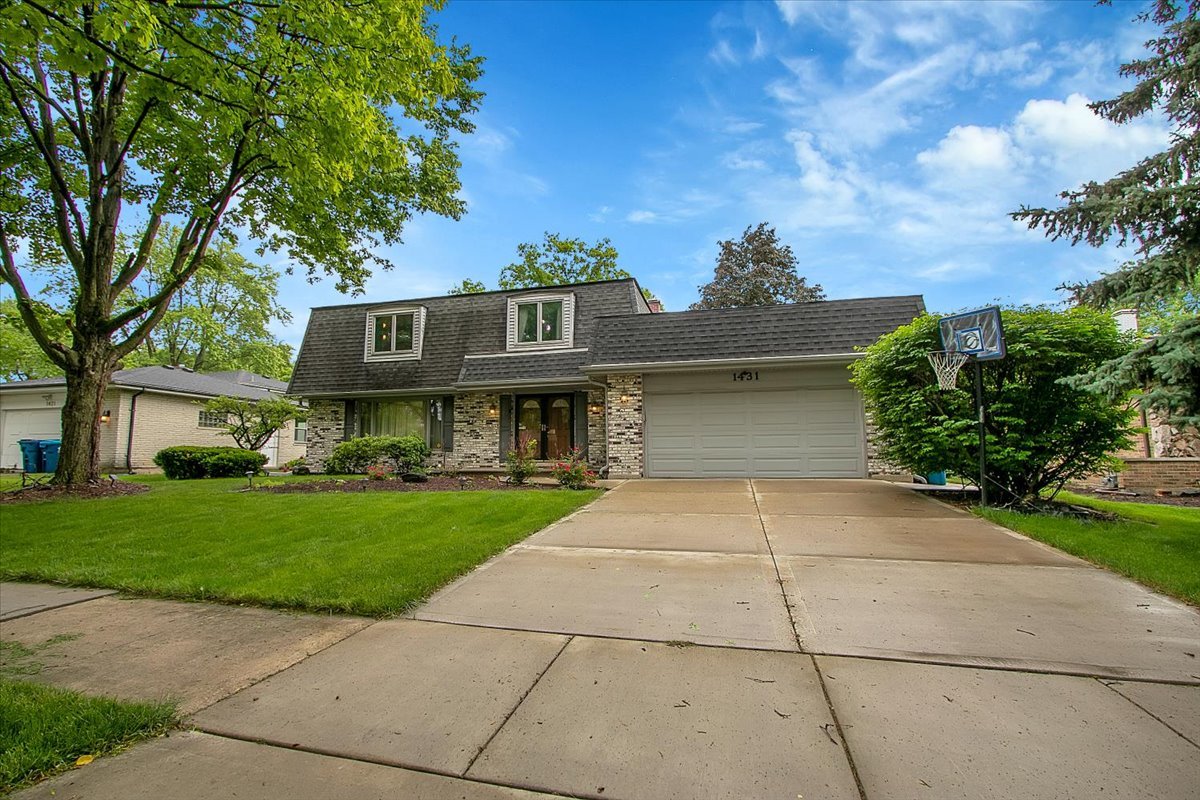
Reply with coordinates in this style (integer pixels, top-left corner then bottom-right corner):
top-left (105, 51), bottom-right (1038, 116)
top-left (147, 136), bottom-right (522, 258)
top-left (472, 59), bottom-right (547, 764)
top-left (980, 491), bottom-right (1200, 606)
top-left (0, 679), bottom-right (175, 793)
top-left (0, 476), bottom-right (599, 616)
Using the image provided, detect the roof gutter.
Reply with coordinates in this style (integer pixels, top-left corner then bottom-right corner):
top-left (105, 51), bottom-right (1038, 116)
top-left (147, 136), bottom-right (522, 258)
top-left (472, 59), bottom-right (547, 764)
top-left (451, 377), bottom-right (592, 392)
top-left (581, 352), bottom-right (862, 374)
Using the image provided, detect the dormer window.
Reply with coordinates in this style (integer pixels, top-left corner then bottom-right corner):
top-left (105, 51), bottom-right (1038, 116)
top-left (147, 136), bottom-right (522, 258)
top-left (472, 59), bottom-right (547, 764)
top-left (517, 300), bottom-right (562, 343)
top-left (365, 305), bottom-right (426, 362)
top-left (507, 293), bottom-right (575, 350)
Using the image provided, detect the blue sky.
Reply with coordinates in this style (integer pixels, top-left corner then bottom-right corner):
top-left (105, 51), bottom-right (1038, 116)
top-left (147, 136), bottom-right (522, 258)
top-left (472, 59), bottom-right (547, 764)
top-left (268, 0), bottom-right (1163, 349)
top-left (10, 1), bottom-right (1171, 352)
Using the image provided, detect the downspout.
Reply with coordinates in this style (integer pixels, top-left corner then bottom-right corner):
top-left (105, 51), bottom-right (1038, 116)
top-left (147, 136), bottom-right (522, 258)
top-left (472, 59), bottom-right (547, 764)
top-left (125, 388), bottom-right (146, 471)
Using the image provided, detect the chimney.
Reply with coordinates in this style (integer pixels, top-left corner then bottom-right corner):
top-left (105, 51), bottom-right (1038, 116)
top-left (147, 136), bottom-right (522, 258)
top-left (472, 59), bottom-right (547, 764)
top-left (646, 298), bottom-right (664, 313)
top-left (1113, 308), bottom-right (1138, 334)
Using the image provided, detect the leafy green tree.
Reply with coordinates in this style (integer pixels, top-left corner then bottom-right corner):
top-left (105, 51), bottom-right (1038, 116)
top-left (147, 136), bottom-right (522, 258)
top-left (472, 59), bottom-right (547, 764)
top-left (0, 297), bottom-right (65, 380)
top-left (691, 223), bottom-right (824, 310)
top-left (0, 1), bottom-right (482, 484)
top-left (850, 308), bottom-right (1133, 502)
top-left (1138, 274), bottom-right (1198, 336)
top-left (201, 396), bottom-right (307, 452)
top-left (1012, 0), bottom-right (1198, 425)
top-left (498, 233), bottom-right (627, 289)
top-left (116, 225), bottom-right (294, 379)
top-left (447, 278), bottom-right (488, 295)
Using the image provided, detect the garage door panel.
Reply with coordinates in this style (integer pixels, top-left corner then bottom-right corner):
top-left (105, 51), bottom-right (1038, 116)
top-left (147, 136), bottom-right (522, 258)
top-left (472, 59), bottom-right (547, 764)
top-left (1, 408), bottom-right (63, 470)
top-left (645, 380), bottom-right (865, 478)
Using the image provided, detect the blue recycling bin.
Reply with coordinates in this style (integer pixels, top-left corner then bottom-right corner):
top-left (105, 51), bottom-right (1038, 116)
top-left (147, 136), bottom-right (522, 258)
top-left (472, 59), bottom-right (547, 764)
top-left (926, 470), bottom-right (948, 486)
top-left (18, 439), bottom-right (43, 473)
top-left (39, 440), bottom-right (61, 473)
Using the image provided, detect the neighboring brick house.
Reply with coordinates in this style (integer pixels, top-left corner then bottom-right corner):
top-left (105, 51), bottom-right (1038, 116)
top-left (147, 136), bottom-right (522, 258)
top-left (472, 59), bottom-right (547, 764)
top-left (288, 278), bottom-right (924, 478)
top-left (0, 366), bottom-right (307, 471)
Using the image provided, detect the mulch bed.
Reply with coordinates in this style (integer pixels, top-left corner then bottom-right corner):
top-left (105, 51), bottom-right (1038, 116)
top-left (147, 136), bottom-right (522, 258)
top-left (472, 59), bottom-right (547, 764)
top-left (257, 476), bottom-right (552, 494)
top-left (0, 480), bottom-right (151, 504)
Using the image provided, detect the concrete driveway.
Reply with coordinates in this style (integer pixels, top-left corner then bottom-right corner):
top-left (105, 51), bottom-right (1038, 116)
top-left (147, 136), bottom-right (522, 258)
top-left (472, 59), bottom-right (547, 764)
top-left (16, 479), bottom-right (1200, 800)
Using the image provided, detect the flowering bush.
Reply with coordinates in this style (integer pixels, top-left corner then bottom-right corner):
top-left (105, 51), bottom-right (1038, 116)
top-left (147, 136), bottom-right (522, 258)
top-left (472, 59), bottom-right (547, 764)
top-left (551, 447), bottom-right (596, 490)
top-left (505, 435), bottom-right (539, 485)
top-left (366, 465), bottom-right (392, 481)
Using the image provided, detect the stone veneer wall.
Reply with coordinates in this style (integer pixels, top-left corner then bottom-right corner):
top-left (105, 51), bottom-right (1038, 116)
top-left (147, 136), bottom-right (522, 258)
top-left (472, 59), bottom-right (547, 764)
top-left (451, 392), bottom-right (501, 470)
top-left (605, 374), bottom-right (643, 477)
top-left (305, 399), bottom-right (346, 472)
top-left (864, 412), bottom-right (905, 476)
top-left (586, 389), bottom-right (606, 467)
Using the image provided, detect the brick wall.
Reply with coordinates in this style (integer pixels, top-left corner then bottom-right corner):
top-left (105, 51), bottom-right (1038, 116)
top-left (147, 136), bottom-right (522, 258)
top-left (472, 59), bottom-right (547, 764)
top-left (1118, 458), bottom-right (1200, 490)
top-left (586, 389), bottom-right (606, 467)
top-left (605, 373), bottom-right (643, 478)
top-left (304, 399), bottom-right (346, 473)
top-left (450, 392), bottom-right (500, 470)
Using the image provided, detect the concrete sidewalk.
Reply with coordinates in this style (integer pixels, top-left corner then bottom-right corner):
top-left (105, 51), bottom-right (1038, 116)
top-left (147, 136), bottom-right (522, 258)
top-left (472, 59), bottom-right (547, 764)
top-left (10, 478), bottom-right (1200, 799)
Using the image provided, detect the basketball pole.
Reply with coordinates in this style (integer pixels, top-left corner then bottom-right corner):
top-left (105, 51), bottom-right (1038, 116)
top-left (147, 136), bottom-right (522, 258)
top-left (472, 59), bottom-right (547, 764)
top-left (973, 358), bottom-right (988, 507)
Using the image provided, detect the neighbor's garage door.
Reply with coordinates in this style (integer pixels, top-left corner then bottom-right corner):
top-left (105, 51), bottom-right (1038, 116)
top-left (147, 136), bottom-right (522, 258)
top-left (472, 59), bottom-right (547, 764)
top-left (0, 408), bottom-right (62, 470)
top-left (643, 369), bottom-right (865, 478)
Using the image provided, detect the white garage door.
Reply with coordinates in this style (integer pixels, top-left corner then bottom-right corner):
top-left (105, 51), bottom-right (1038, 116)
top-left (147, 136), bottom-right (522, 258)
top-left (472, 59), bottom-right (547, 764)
top-left (644, 373), bottom-right (865, 478)
top-left (0, 408), bottom-right (62, 470)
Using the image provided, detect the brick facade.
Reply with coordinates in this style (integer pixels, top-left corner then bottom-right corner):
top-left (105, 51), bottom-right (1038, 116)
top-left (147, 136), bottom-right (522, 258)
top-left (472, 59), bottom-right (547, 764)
top-left (304, 399), bottom-right (345, 473)
top-left (1117, 457), bottom-right (1200, 490)
top-left (586, 389), bottom-right (606, 467)
top-left (450, 392), bottom-right (501, 470)
top-left (605, 373), bottom-right (643, 478)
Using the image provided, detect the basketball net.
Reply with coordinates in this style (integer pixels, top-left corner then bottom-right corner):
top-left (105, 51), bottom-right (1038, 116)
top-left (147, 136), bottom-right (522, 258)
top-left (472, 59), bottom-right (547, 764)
top-left (928, 350), bottom-right (970, 391)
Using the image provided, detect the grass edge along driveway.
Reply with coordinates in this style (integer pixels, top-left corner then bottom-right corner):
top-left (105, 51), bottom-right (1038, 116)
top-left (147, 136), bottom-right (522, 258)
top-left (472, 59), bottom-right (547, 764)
top-left (0, 679), bottom-right (176, 794)
top-left (980, 491), bottom-right (1200, 606)
top-left (0, 476), bottom-right (600, 617)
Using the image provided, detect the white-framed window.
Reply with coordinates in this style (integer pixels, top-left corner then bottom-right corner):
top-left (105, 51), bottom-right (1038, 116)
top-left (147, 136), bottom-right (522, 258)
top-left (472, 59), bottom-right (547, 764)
top-left (198, 410), bottom-right (227, 428)
top-left (355, 397), bottom-right (448, 449)
top-left (364, 306), bottom-right (426, 362)
top-left (294, 419), bottom-right (308, 443)
top-left (507, 293), bottom-right (575, 350)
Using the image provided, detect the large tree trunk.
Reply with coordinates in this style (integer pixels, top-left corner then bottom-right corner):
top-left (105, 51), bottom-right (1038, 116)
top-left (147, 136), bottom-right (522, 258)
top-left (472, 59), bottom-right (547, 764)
top-left (55, 339), bottom-right (116, 485)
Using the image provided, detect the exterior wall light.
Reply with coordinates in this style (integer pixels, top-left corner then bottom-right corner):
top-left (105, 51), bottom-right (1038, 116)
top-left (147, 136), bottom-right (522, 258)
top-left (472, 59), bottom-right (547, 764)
top-left (487, 402), bottom-right (499, 418)
top-left (619, 394), bottom-right (630, 403)
top-left (100, 409), bottom-right (111, 424)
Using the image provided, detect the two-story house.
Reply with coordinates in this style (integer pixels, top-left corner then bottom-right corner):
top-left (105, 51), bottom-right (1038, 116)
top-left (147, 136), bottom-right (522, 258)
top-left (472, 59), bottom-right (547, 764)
top-left (288, 278), bottom-right (924, 478)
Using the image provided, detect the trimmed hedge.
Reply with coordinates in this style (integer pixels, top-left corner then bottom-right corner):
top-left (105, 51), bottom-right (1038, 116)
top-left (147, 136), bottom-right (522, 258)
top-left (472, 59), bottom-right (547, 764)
top-left (153, 446), bottom-right (268, 479)
top-left (325, 435), bottom-right (431, 475)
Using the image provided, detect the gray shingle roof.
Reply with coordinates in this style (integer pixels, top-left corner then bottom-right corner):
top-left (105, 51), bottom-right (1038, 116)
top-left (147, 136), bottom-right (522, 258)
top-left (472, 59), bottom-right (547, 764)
top-left (585, 296), bottom-right (926, 368)
top-left (0, 365), bottom-right (282, 400)
top-left (288, 279), bottom-right (645, 396)
top-left (457, 350), bottom-right (590, 387)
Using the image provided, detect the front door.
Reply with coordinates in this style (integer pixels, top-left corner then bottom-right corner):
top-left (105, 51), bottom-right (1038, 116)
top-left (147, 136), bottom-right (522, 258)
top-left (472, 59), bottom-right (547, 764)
top-left (516, 395), bottom-right (573, 459)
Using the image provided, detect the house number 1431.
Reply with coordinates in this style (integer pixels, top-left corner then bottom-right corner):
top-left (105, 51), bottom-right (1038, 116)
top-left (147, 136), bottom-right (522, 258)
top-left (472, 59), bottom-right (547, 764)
top-left (732, 370), bottom-right (759, 382)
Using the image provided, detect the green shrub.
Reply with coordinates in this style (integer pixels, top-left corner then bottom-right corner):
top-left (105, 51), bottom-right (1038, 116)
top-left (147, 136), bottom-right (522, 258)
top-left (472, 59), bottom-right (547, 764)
top-left (153, 446), bottom-right (268, 480)
top-left (505, 435), bottom-right (539, 485)
top-left (850, 307), bottom-right (1133, 502)
top-left (324, 435), bottom-right (431, 474)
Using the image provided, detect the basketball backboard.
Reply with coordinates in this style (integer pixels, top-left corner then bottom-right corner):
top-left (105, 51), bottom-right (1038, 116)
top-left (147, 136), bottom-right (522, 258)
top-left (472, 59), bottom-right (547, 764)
top-left (938, 306), bottom-right (1005, 361)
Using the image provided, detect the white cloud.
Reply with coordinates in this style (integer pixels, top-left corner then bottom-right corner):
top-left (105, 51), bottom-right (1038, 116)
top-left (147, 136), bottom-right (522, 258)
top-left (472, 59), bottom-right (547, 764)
top-left (708, 39), bottom-right (739, 66)
top-left (589, 205), bottom-right (613, 223)
top-left (1012, 93), bottom-right (1168, 185)
top-left (626, 210), bottom-right (660, 224)
top-left (917, 125), bottom-right (1019, 176)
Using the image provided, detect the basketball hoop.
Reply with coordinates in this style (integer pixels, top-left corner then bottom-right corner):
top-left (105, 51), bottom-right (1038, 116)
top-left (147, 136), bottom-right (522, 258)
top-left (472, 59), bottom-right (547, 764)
top-left (928, 350), bottom-right (970, 391)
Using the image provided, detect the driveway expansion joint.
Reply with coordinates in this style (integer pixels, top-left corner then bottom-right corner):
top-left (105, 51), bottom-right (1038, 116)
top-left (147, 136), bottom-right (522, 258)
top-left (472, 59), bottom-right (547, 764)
top-left (750, 480), bottom-right (869, 800)
top-left (1097, 678), bottom-right (1200, 749)
top-left (463, 634), bottom-right (575, 776)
